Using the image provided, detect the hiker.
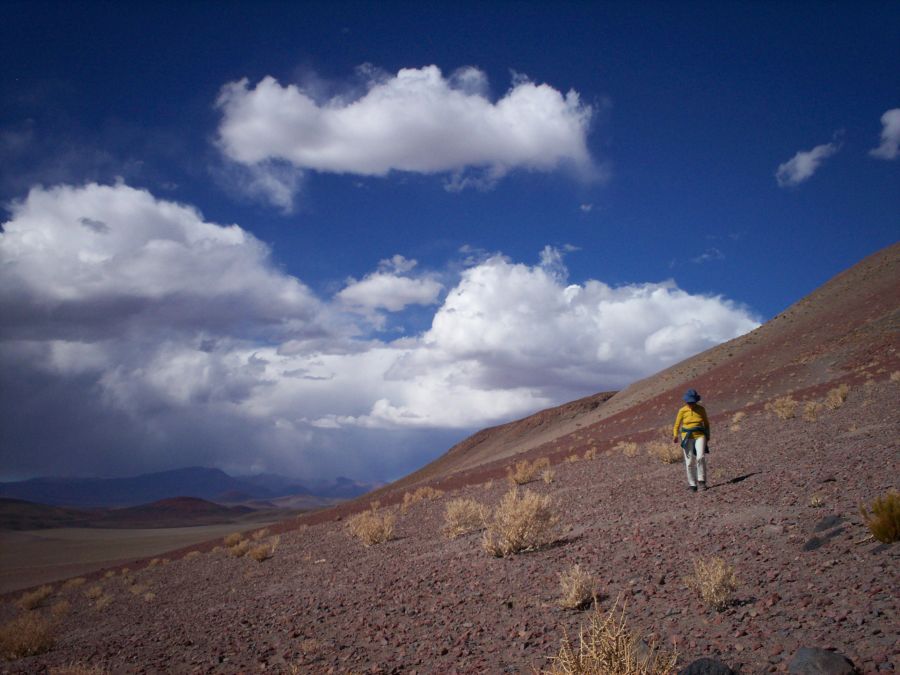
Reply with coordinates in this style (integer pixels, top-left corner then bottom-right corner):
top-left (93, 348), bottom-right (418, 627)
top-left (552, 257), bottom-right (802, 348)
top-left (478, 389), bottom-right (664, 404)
top-left (673, 388), bottom-right (710, 492)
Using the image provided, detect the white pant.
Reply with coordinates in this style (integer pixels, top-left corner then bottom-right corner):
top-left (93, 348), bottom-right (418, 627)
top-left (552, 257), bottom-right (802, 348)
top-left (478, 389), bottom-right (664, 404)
top-left (683, 436), bottom-right (707, 486)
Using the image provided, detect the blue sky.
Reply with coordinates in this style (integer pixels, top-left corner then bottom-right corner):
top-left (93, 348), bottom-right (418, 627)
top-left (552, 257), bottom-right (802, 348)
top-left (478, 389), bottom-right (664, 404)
top-left (1, 1), bottom-right (897, 483)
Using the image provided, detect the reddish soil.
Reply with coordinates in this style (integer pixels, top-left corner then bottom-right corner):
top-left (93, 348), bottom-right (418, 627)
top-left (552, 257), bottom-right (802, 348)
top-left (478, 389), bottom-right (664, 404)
top-left (2, 243), bottom-right (898, 673)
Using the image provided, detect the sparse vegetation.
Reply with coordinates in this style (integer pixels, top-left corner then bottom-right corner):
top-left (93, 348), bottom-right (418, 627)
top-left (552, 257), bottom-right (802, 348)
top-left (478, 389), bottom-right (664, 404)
top-left (686, 557), bottom-right (738, 611)
top-left (249, 536), bottom-right (280, 562)
top-left (566, 454), bottom-right (580, 463)
top-left (62, 577), bottom-right (86, 591)
top-left (0, 611), bottom-right (55, 659)
top-left (443, 498), bottom-right (488, 539)
top-left (542, 468), bottom-right (556, 484)
top-left (482, 488), bottom-right (560, 557)
top-left (508, 458), bottom-right (549, 485)
top-left (17, 584), bottom-right (54, 611)
top-left (803, 400), bottom-right (823, 422)
top-left (93, 594), bottom-right (114, 611)
top-left (809, 494), bottom-right (825, 508)
top-left (824, 383), bottom-right (850, 410)
top-left (223, 533), bottom-right (243, 547)
top-left (583, 447), bottom-right (598, 460)
top-left (729, 411), bottom-right (746, 432)
top-left (347, 504), bottom-right (396, 546)
top-left (128, 584), bottom-right (149, 596)
top-left (613, 441), bottom-right (639, 457)
top-left (183, 550), bottom-right (202, 561)
top-left (251, 528), bottom-right (270, 541)
top-left (543, 599), bottom-right (677, 674)
top-left (84, 585), bottom-right (103, 600)
top-left (766, 396), bottom-right (797, 420)
top-left (890, 370), bottom-right (900, 382)
top-left (143, 592), bottom-right (156, 602)
top-left (228, 538), bottom-right (251, 558)
top-left (859, 490), bottom-right (900, 543)
top-left (50, 599), bottom-right (70, 620)
top-left (558, 564), bottom-right (596, 610)
top-left (645, 441), bottom-right (680, 464)
top-left (402, 486), bottom-right (444, 511)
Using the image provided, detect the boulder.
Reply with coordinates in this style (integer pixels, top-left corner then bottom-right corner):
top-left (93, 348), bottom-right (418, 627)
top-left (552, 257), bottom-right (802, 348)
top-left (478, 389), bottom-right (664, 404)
top-left (678, 657), bottom-right (736, 675)
top-left (789, 647), bottom-right (858, 674)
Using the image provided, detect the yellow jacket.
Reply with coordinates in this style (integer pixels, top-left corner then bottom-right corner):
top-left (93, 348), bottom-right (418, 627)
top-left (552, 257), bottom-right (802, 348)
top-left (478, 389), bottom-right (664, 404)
top-left (673, 403), bottom-right (710, 441)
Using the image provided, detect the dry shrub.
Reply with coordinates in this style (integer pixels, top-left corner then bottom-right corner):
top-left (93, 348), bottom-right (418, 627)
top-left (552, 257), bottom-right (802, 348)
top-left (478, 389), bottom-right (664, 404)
top-left (558, 564), bottom-right (596, 610)
top-left (228, 539), bottom-right (251, 558)
top-left (146, 558), bottom-right (161, 568)
top-left (84, 585), bottom-right (103, 600)
top-left (402, 486), bottom-right (444, 511)
top-left (859, 490), bottom-right (900, 543)
top-left (614, 441), bottom-right (639, 458)
top-left (251, 528), bottom-right (270, 541)
top-left (143, 592), bottom-right (156, 602)
top-left (249, 536), bottom-right (280, 562)
top-left (482, 488), bottom-right (559, 557)
top-left (583, 447), bottom-right (598, 460)
top-left (347, 505), bottom-right (396, 546)
top-left (824, 383), bottom-right (850, 410)
top-left (542, 468), bottom-right (556, 484)
top-left (645, 441), bottom-right (680, 465)
top-left (543, 599), bottom-right (677, 674)
top-left (803, 401), bottom-right (823, 422)
top-left (62, 577), bottom-right (86, 591)
top-left (223, 532), bottom-right (243, 547)
top-left (508, 459), bottom-right (542, 485)
top-left (890, 371), bottom-right (900, 382)
top-left (183, 550), bottom-right (201, 561)
top-left (566, 454), bottom-right (580, 463)
top-left (17, 584), bottom-right (54, 611)
top-left (93, 594), bottom-right (113, 611)
top-left (809, 494), bottom-right (825, 508)
top-left (766, 396), bottom-right (797, 420)
top-left (443, 498), bottom-right (488, 539)
top-left (729, 411), bottom-right (746, 432)
top-left (686, 557), bottom-right (738, 611)
top-left (103, 570), bottom-right (116, 579)
top-left (0, 611), bottom-right (55, 659)
top-left (128, 584), bottom-right (149, 596)
top-left (50, 599), bottom-right (70, 619)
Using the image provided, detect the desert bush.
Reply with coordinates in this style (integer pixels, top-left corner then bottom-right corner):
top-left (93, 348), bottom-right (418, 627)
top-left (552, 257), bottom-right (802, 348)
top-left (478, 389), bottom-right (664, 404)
top-left (0, 611), bottom-right (55, 659)
top-left (542, 468), bottom-right (556, 484)
top-left (543, 599), bottom-right (677, 674)
top-left (507, 459), bottom-right (543, 485)
top-left (93, 594), bottom-right (114, 611)
top-left (729, 410), bottom-right (746, 432)
top-left (347, 505), bottom-right (396, 546)
top-left (17, 585), bottom-right (54, 611)
top-left (402, 486), bottom-right (444, 511)
top-left (103, 570), bottom-right (116, 579)
top-left (251, 528), bottom-right (270, 541)
top-left (890, 371), bottom-right (900, 382)
top-left (128, 584), bottom-right (149, 596)
top-left (824, 383), bottom-right (850, 410)
top-left (146, 558), bottom-right (161, 568)
top-left (645, 441), bottom-right (680, 465)
top-left (686, 557), bottom-right (738, 611)
top-left (183, 550), bottom-right (201, 561)
top-left (62, 577), bottom-right (86, 591)
top-left (808, 494), bottom-right (825, 508)
top-left (223, 532), bottom-right (243, 547)
top-left (143, 592), bottom-right (156, 602)
top-left (443, 498), bottom-right (488, 539)
top-left (859, 490), bottom-right (900, 543)
top-left (84, 585), bottom-right (103, 600)
top-left (228, 539), bottom-right (251, 558)
top-left (766, 396), bottom-right (797, 420)
top-left (613, 441), bottom-right (639, 458)
top-left (50, 599), bottom-right (70, 619)
top-left (803, 401), bottom-right (823, 422)
top-left (558, 564), bottom-right (596, 610)
top-left (249, 536), bottom-right (280, 562)
top-left (482, 488), bottom-right (560, 557)
top-left (583, 447), bottom-right (598, 460)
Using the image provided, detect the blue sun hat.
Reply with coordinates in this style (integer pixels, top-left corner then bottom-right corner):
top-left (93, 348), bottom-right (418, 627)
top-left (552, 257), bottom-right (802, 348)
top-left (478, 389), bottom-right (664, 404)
top-left (683, 388), bottom-right (701, 403)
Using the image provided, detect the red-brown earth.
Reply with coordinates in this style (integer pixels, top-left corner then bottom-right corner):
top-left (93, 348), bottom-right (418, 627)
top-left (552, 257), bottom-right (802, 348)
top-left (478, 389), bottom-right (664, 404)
top-left (2, 243), bottom-right (898, 674)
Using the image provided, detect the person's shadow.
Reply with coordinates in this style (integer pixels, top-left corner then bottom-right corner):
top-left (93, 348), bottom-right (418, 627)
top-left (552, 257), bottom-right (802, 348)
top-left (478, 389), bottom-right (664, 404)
top-left (707, 472), bottom-right (760, 490)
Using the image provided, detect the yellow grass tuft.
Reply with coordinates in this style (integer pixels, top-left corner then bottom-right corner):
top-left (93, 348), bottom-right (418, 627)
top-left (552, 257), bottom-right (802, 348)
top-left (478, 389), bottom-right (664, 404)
top-left (824, 383), bottom-right (850, 410)
top-left (686, 557), bottom-right (738, 611)
top-left (402, 486), bottom-right (444, 511)
top-left (583, 447), bottom-right (599, 461)
top-left (809, 494), bottom-right (825, 508)
top-left (143, 592), bottom-right (156, 602)
top-left (859, 490), bottom-right (900, 543)
top-left (228, 539), bottom-right (251, 558)
top-left (223, 532), bottom-right (243, 547)
top-left (482, 488), bottom-right (560, 557)
top-left (729, 410), bottom-right (746, 432)
top-left (542, 598), bottom-right (677, 674)
top-left (0, 612), bottom-right (55, 659)
top-left (890, 370), bottom-right (900, 382)
top-left (17, 584), bottom-right (54, 611)
top-left (251, 528), bottom-right (270, 541)
top-left (542, 468), bottom-right (556, 484)
top-left (50, 599), bottom-right (70, 619)
top-left (613, 441), bottom-right (639, 458)
top-left (128, 584), bottom-right (149, 596)
top-left (558, 564), bottom-right (597, 610)
top-left (566, 454), bottom-right (580, 463)
top-left (347, 504), bottom-right (396, 546)
top-left (803, 400), bottom-right (823, 422)
top-left (766, 396), bottom-right (797, 420)
top-left (443, 498), bottom-right (488, 539)
top-left (183, 550), bottom-right (202, 561)
top-left (84, 585), bottom-right (103, 600)
top-left (249, 536), bottom-right (280, 562)
top-left (62, 577), bottom-right (86, 591)
top-left (507, 458), bottom-right (548, 485)
top-left (645, 441), bottom-right (681, 464)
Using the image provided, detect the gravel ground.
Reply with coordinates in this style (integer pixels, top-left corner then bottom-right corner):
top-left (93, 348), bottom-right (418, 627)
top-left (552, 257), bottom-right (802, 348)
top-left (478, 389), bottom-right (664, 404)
top-left (3, 377), bottom-right (898, 674)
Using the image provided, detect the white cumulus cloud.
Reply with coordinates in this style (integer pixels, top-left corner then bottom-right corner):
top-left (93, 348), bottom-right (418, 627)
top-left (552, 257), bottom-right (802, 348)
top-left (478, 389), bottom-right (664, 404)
top-left (869, 108), bottom-right (900, 160)
top-left (215, 65), bottom-right (594, 205)
top-left (1, 184), bottom-right (759, 482)
top-left (775, 139), bottom-right (841, 187)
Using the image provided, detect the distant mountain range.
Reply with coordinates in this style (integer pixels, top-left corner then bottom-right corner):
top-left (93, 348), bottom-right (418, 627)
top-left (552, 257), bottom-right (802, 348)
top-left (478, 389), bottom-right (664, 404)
top-left (0, 466), bottom-right (379, 508)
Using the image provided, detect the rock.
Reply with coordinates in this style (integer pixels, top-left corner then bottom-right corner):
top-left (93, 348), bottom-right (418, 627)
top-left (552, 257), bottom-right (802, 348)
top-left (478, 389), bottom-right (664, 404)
top-left (789, 647), bottom-right (858, 674)
top-left (678, 657), bottom-right (736, 675)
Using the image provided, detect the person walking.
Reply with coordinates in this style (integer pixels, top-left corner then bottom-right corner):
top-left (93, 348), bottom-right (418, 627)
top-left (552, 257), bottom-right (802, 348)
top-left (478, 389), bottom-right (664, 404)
top-left (673, 388), bottom-right (710, 492)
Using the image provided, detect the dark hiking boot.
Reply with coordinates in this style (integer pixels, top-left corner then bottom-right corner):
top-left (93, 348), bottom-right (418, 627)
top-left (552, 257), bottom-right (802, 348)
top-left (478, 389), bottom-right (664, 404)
top-left (699, 481), bottom-right (707, 491)
top-left (688, 485), bottom-right (697, 492)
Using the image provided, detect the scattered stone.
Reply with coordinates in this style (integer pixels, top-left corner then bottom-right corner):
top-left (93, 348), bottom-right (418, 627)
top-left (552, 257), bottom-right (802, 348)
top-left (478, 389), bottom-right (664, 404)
top-left (678, 657), bottom-right (736, 674)
top-left (789, 647), bottom-right (858, 674)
